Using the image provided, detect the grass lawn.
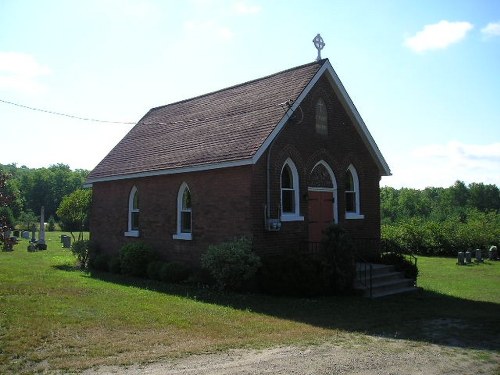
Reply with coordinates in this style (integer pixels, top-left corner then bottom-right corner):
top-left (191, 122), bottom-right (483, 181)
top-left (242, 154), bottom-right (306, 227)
top-left (1, 232), bottom-right (499, 373)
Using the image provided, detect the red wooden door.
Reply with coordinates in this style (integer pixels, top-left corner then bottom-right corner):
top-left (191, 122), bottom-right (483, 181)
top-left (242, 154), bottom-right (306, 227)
top-left (308, 191), bottom-right (334, 242)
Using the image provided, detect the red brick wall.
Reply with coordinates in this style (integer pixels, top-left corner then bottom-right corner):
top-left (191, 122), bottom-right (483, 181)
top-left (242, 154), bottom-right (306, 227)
top-left (90, 166), bottom-right (253, 265)
top-left (90, 74), bottom-right (384, 263)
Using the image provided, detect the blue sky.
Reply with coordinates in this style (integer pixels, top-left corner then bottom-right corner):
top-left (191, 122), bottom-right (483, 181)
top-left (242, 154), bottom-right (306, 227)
top-left (1, 0), bottom-right (499, 189)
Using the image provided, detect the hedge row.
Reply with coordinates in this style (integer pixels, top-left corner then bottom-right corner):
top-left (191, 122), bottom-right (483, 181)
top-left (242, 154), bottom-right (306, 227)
top-left (82, 227), bottom-right (362, 297)
top-left (381, 210), bottom-right (500, 256)
top-left (88, 242), bottom-right (192, 284)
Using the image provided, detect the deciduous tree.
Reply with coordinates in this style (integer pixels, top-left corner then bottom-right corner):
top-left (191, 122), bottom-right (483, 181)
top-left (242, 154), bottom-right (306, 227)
top-left (56, 189), bottom-right (92, 241)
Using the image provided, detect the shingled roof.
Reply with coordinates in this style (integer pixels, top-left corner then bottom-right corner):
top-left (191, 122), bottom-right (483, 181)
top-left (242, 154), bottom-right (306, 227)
top-left (86, 59), bottom-right (390, 184)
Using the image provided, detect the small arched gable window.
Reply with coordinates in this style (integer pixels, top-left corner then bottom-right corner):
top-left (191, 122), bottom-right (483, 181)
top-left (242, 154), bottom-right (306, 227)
top-left (125, 186), bottom-right (139, 237)
top-left (173, 182), bottom-right (192, 240)
top-left (280, 159), bottom-right (303, 221)
top-left (345, 165), bottom-right (364, 219)
top-left (315, 98), bottom-right (328, 135)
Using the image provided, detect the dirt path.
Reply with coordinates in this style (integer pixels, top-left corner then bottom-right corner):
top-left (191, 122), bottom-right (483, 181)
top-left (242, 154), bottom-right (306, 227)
top-left (82, 338), bottom-right (499, 375)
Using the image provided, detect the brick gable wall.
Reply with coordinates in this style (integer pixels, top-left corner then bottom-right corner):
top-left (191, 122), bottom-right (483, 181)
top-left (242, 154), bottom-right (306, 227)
top-left (250, 75), bottom-right (381, 255)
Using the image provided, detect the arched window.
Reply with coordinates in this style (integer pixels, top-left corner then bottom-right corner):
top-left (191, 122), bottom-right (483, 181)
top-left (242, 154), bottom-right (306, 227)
top-left (345, 165), bottom-right (364, 219)
top-left (173, 182), bottom-right (192, 240)
top-left (125, 186), bottom-right (139, 237)
top-left (315, 98), bottom-right (328, 135)
top-left (280, 159), bottom-right (303, 221)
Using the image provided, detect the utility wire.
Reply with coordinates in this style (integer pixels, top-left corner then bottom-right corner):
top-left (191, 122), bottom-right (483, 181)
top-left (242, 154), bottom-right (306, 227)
top-left (0, 98), bottom-right (136, 124)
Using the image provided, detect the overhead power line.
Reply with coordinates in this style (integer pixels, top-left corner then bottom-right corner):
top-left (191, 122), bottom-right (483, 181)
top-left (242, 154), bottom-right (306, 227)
top-left (0, 98), bottom-right (136, 125)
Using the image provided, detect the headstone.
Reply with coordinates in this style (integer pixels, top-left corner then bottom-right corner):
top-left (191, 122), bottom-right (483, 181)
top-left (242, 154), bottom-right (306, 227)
top-left (38, 206), bottom-right (46, 247)
top-left (22, 231), bottom-right (30, 239)
top-left (457, 252), bottom-right (465, 265)
top-left (489, 246), bottom-right (498, 260)
top-left (62, 235), bottom-right (71, 249)
top-left (475, 249), bottom-right (483, 262)
top-left (465, 251), bottom-right (472, 263)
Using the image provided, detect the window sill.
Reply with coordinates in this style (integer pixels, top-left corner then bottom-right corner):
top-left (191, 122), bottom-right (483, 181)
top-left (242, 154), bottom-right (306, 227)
top-left (124, 230), bottom-right (139, 237)
top-left (173, 233), bottom-right (192, 241)
top-left (280, 214), bottom-right (304, 222)
top-left (345, 213), bottom-right (364, 220)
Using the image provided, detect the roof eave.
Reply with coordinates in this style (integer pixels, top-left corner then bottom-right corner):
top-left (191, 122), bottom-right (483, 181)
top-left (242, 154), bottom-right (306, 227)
top-left (322, 61), bottom-right (391, 176)
top-left (84, 158), bottom-right (254, 186)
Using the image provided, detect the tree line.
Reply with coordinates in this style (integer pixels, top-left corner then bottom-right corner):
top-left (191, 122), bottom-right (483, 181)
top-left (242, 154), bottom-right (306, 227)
top-left (0, 163), bottom-right (89, 230)
top-left (381, 181), bottom-right (500, 256)
top-left (1, 162), bottom-right (499, 257)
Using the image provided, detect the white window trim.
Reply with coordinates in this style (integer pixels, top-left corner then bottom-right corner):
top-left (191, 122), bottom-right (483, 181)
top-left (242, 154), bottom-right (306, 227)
top-left (125, 230), bottom-right (140, 237)
top-left (173, 182), bottom-right (193, 240)
top-left (346, 212), bottom-right (364, 220)
top-left (345, 165), bottom-right (364, 220)
top-left (280, 158), bottom-right (304, 222)
top-left (125, 186), bottom-right (140, 237)
top-left (172, 233), bottom-right (192, 240)
top-left (281, 213), bottom-right (304, 222)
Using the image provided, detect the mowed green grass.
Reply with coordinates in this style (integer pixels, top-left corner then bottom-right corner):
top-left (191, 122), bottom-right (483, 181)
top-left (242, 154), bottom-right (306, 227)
top-left (1, 232), bottom-right (499, 373)
top-left (417, 255), bottom-right (500, 302)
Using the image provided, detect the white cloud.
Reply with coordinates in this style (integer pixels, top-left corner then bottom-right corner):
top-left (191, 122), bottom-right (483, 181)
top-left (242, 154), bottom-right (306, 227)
top-left (404, 20), bottom-right (473, 52)
top-left (232, 1), bottom-right (262, 15)
top-left (0, 52), bottom-right (50, 93)
top-left (481, 22), bottom-right (500, 37)
top-left (382, 141), bottom-right (500, 188)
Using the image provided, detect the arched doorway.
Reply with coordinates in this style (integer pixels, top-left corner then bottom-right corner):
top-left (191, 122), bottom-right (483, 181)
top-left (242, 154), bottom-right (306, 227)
top-left (308, 161), bottom-right (338, 242)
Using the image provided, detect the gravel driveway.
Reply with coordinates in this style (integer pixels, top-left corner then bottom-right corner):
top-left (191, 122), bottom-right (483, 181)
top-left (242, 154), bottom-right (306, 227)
top-left (82, 337), bottom-right (499, 375)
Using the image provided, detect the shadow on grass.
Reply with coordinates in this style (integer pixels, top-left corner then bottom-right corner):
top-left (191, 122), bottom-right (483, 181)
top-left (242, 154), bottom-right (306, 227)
top-left (66, 268), bottom-right (499, 352)
top-left (53, 264), bottom-right (82, 272)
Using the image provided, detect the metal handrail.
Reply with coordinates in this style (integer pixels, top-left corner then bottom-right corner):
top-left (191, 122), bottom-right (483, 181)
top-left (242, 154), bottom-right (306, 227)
top-left (356, 256), bottom-right (373, 298)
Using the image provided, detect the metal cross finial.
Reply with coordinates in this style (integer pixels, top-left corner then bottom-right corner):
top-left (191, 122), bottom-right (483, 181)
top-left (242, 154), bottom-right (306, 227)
top-left (313, 34), bottom-right (325, 61)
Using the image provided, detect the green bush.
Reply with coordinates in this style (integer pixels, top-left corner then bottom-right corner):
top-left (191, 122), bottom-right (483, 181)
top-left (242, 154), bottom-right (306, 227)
top-left (382, 209), bottom-right (500, 256)
top-left (159, 262), bottom-right (191, 283)
top-left (109, 256), bottom-right (121, 274)
top-left (379, 252), bottom-right (419, 280)
top-left (89, 253), bottom-right (110, 272)
top-left (258, 251), bottom-right (326, 296)
top-left (320, 224), bottom-right (356, 293)
top-left (71, 240), bottom-right (91, 270)
top-left (201, 237), bottom-right (261, 291)
top-left (147, 261), bottom-right (164, 281)
top-left (47, 216), bottom-right (56, 232)
top-left (258, 225), bottom-right (356, 297)
top-left (120, 242), bottom-right (157, 277)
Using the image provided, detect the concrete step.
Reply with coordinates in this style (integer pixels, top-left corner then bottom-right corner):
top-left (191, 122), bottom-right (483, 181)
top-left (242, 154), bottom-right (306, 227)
top-left (359, 271), bottom-right (403, 284)
top-left (356, 263), bottom-right (395, 277)
top-left (371, 277), bottom-right (415, 292)
top-left (354, 262), bottom-right (418, 298)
